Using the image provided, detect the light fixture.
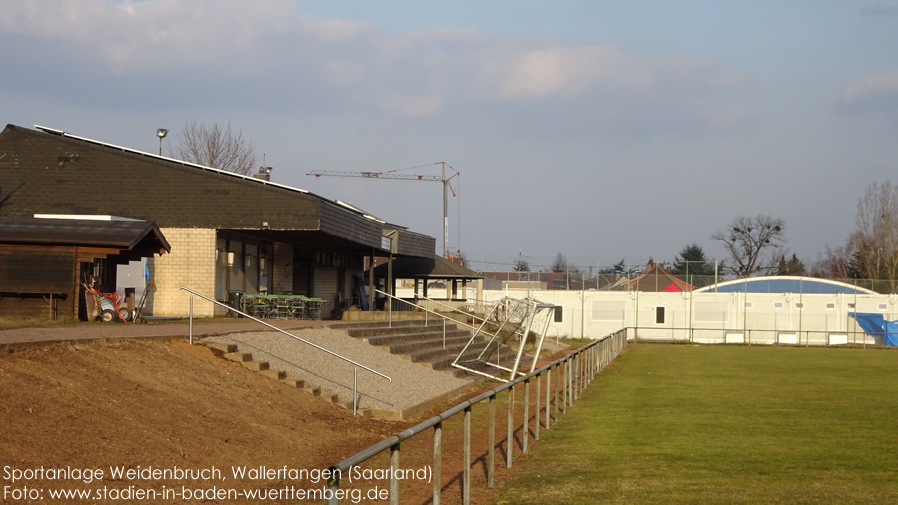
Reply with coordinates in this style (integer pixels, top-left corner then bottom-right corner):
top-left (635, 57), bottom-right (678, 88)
top-left (260, 258), bottom-right (266, 271)
top-left (227, 252), bottom-right (235, 267)
top-left (156, 128), bottom-right (168, 156)
top-left (245, 256), bottom-right (252, 267)
top-left (285, 263), bottom-right (291, 278)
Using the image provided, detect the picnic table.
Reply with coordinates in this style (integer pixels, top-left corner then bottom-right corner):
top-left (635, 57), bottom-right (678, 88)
top-left (240, 293), bottom-right (326, 320)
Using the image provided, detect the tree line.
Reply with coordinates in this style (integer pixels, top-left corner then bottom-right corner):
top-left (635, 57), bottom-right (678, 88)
top-left (512, 181), bottom-right (898, 293)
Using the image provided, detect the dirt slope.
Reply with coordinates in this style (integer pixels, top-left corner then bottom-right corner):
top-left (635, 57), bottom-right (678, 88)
top-left (0, 338), bottom-right (409, 503)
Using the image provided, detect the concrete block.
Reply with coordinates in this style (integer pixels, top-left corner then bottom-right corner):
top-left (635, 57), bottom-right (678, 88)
top-left (243, 360), bottom-right (270, 371)
top-left (224, 352), bottom-right (252, 362)
top-left (281, 378), bottom-right (305, 388)
top-left (260, 369), bottom-right (287, 380)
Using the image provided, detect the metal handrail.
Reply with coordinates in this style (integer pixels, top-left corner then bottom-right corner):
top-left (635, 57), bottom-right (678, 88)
top-left (179, 287), bottom-right (391, 383)
top-left (325, 328), bottom-right (628, 504)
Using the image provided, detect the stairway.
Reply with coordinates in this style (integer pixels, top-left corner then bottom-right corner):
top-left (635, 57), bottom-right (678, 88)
top-left (329, 319), bottom-right (523, 380)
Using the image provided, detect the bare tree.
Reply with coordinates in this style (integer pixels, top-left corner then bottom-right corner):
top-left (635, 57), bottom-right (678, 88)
top-left (712, 215), bottom-right (786, 277)
top-left (171, 120), bottom-right (257, 175)
top-left (810, 241), bottom-right (854, 280)
top-left (551, 252), bottom-right (569, 273)
top-left (855, 181), bottom-right (898, 291)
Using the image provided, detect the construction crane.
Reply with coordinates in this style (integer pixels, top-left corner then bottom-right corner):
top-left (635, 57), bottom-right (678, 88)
top-left (308, 162), bottom-right (459, 257)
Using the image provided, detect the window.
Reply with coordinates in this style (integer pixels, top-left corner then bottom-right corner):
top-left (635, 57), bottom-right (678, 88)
top-left (879, 303), bottom-right (888, 311)
top-left (744, 301), bottom-right (753, 309)
top-left (553, 306), bottom-right (563, 323)
top-left (774, 302), bottom-right (784, 309)
top-left (655, 306), bottom-right (666, 325)
top-left (825, 303), bottom-right (836, 310)
top-left (795, 302), bottom-right (804, 310)
top-left (848, 303), bottom-right (856, 309)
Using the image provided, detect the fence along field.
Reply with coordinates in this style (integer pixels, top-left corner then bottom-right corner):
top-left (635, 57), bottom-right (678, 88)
top-left (489, 343), bottom-right (898, 505)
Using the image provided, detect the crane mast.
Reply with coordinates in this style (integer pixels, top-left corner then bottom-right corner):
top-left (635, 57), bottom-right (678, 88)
top-left (308, 162), bottom-right (459, 257)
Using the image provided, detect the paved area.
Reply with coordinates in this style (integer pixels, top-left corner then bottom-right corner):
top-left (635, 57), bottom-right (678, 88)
top-left (0, 318), bottom-right (326, 345)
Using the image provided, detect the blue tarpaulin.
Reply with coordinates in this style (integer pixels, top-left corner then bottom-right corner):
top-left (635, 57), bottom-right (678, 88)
top-left (850, 312), bottom-right (898, 347)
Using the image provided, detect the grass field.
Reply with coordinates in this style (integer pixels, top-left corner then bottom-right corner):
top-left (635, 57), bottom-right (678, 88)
top-left (489, 343), bottom-right (898, 505)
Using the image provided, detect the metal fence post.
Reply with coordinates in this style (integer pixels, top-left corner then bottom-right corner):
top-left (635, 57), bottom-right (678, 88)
top-left (547, 367), bottom-right (552, 430)
top-left (463, 406), bottom-right (471, 505)
top-left (507, 385), bottom-right (514, 468)
top-left (390, 442), bottom-right (400, 505)
top-left (563, 359), bottom-right (568, 414)
top-left (523, 378), bottom-right (530, 453)
top-left (535, 371), bottom-right (541, 441)
top-left (488, 394), bottom-right (495, 488)
top-left (433, 421), bottom-right (442, 505)
top-left (553, 364), bottom-right (564, 422)
top-left (353, 367), bottom-right (358, 416)
top-left (443, 318), bottom-right (446, 349)
top-left (327, 470), bottom-right (340, 505)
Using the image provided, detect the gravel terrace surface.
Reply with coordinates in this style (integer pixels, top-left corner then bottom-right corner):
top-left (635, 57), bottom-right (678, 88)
top-left (204, 327), bottom-right (472, 412)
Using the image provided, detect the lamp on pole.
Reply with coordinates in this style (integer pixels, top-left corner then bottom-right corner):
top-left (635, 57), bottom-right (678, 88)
top-left (156, 128), bottom-right (168, 156)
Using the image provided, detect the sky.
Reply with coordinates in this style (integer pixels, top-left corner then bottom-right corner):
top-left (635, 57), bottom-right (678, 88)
top-left (2, 0), bottom-right (898, 273)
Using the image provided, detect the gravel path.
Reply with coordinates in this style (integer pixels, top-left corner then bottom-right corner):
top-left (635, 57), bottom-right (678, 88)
top-left (204, 327), bottom-right (471, 412)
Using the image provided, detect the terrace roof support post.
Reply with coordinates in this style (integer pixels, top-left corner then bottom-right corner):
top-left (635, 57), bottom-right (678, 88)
top-left (433, 421), bottom-right (442, 505)
top-left (390, 442), bottom-right (400, 505)
top-left (535, 371), bottom-right (541, 441)
top-left (463, 406), bottom-right (471, 505)
top-left (368, 250), bottom-right (375, 311)
top-left (387, 253), bottom-right (393, 298)
top-left (488, 394), bottom-right (496, 488)
top-left (506, 384), bottom-right (514, 468)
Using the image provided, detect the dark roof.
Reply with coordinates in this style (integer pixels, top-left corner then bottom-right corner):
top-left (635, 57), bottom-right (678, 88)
top-left (373, 255), bottom-right (483, 279)
top-left (0, 216), bottom-right (170, 257)
top-left (0, 124), bottom-right (436, 258)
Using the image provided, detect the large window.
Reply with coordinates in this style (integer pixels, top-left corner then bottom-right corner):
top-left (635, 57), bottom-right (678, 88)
top-left (655, 306), bottom-right (666, 325)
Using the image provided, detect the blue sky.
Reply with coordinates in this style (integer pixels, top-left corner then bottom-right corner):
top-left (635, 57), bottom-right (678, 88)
top-left (2, 1), bottom-right (897, 272)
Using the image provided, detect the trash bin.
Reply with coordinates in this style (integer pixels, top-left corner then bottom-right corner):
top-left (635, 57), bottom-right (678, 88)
top-left (227, 290), bottom-right (243, 318)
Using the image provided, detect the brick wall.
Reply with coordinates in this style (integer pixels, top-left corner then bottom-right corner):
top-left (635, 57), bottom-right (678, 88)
top-left (146, 228), bottom-right (217, 317)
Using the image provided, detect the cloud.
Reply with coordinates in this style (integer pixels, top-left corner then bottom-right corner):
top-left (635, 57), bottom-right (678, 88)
top-left (0, 0), bottom-right (751, 136)
top-left (836, 72), bottom-right (898, 114)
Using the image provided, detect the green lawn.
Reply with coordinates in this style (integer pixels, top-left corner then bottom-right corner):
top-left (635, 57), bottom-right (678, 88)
top-left (490, 344), bottom-right (898, 505)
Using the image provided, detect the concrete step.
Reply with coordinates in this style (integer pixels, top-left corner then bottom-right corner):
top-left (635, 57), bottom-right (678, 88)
top-left (371, 331), bottom-right (472, 352)
top-left (330, 319), bottom-right (450, 331)
top-left (346, 324), bottom-right (461, 339)
top-left (223, 352), bottom-right (252, 363)
top-left (204, 342), bottom-right (238, 354)
top-left (242, 360), bottom-right (270, 372)
top-left (281, 378), bottom-right (305, 389)
top-left (260, 369), bottom-right (287, 380)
